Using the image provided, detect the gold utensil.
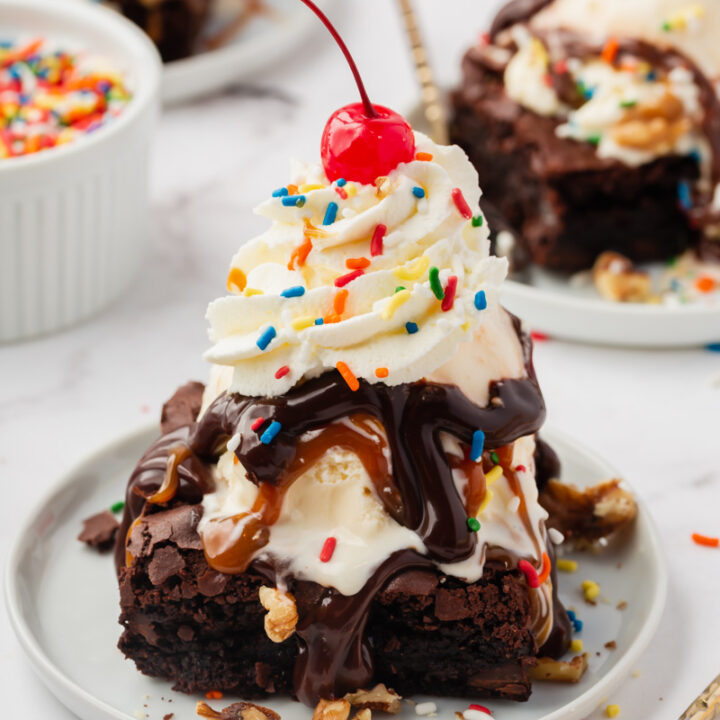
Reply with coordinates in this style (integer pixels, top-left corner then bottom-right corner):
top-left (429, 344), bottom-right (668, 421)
top-left (679, 673), bottom-right (720, 720)
top-left (395, 0), bottom-right (448, 145)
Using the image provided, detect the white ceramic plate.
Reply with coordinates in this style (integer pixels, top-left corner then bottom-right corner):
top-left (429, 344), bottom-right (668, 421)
top-left (5, 424), bottom-right (666, 720)
top-left (161, 0), bottom-right (336, 104)
top-left (407, 102), bottom-right (720, 347)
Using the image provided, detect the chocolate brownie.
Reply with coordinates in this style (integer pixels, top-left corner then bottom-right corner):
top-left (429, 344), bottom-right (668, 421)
top-left (116, 0), bottom-right (214, 62)
top-left (118, 503), bottom-right (561, 703)
top-left (451, 52), bottom-right (700, 273)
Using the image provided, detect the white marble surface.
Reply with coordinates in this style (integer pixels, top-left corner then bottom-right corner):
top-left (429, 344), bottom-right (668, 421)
top-left (1, 1), bottom-right (719, 718)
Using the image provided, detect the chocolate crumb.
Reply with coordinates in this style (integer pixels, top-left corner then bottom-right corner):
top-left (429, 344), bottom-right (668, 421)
top-left (617, 601), bottom-right (628, 611)
top-left (163, 714), bottom-right (174, 720)
top-left (161, 381), bottom-right (205, 434)
top-left (605, 640), bottom-right (617, 650)
top-left (78, 510), bottom-right (119, 551)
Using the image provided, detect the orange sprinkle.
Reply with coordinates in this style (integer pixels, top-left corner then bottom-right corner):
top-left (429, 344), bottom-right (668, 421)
top-left (323, 313), bottom-right (341, 324)
top-left (302, 217), bottom-right (328, 239)
top-left (334, 288), bottom-right (349, 315)
top-left (537, 552), bottom-right (552, 584)
top-left (346, 257), bottom-right (370, 270)
top-left (232, 455), bottom-right (239, 465)
top-left (226, 267), bottom-right (246, 293)
top-left (205, 691), bottom-right (223, 700)
top-left (375, 367), bottom-right (389, 378)
top-left (288, 237), bottom-right (313, 270)
top-left (415, 152), bottom-right (433, 161)
top-left (286, 184), bottom-right (298, 196)
top-left (336, 361), bottom-right (359, 391)
top-left (692, 533), bottom-right (720, 548)
top-left (602, 37), bottom-right (620, 64)
top-left (695, 275), bottom-right (716, 293)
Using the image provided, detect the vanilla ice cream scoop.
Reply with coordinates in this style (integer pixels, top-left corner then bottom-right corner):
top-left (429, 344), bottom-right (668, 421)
top-left (532, 0), bottom-right (720, 79)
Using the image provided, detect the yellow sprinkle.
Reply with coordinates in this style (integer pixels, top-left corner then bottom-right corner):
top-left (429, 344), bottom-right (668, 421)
top-left (570, 639), bottom-right (583, 653)
top-left (394, 256), bottom-right (430, 281)
top-left (381, 289), bottom-right (411, 320)
top-left (582, 579), bottom-right (600, 601)
top-left (485, 465), bottom-right (503, 485)
top-left (606, 704), bottom-right (620, 718)
top-left (557, 559), bottom-right (578, 573)
top-left (345, 184), bottom-right (357, 197)
top-left (530, 37), bottom-right (549, 65)
top-left (243, 287), bottom-right (263, 297)
top-left (298, 183), bottom-right (324, 193)
top-left (476, 489), bottom-right (494, 515)
top-left (291, 316), bottom-right (315, 331)
top-left (461, 321), bottom-right (471, 332)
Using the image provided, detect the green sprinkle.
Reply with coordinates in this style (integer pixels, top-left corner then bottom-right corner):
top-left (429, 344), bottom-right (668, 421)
top-left (620, 99), bottom-right (637, 109)
top-left (471, 215), bottom-right (484, 227)
top-left (467, 517), bottom-right (481, 533)
top-left (429, 266), bottom-right (444, 300)
top-left (587, 134), bottom-right (602, 146)
top-left (110, 501), bottom-right (125, 514)
top-left (490, 451), bottom-right (499, 464)
top-left (661, 20), bottom-right (672, 32)
top-left (395, 285), bottom-right (406, 293)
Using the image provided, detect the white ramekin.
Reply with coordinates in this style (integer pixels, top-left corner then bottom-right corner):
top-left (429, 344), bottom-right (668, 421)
top-left (0, 0), bottom-right (161, 343)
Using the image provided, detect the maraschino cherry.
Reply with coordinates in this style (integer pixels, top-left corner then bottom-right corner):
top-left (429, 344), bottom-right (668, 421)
top-left (300, 0), bottom-right (416, 185)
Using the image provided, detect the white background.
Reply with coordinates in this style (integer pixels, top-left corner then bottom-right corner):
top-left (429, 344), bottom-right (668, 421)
top-left (1, 1), bottom-right (719, 718)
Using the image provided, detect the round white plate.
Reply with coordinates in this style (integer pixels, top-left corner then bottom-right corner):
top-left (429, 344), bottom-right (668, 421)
top-left (161, 0), bottom-right (336, 104)
top-left (5, 424), bottom-right (666, 720)
top-left (407, 102), bottom-right (720, 347)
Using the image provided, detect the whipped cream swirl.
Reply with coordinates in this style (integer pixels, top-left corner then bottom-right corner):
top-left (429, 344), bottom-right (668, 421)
top-left (204, 132), bottom-right (506, 397)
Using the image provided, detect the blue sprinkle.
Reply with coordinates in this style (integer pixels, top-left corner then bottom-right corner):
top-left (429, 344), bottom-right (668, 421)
top-left (323, 201), bottom-right (339, 225)
top-left (574, 619), bottom-right (583, 633)
top-left (256, 326), bottom-right (277, 351)
top-left (405, 321), bottom-right (419, 334)
top-left (567, 609), bottom-right (576, 622)
top-left (336, 178), bottom-right (347, 187)
top-left (272, 187), bottom-right (288, 197)
top-left (260, 421), bottom-right (282, 445)
top-left (474, 290), bottom-right (487, 311)
top-left (470, 430), bottom-right (485, 462)
top-left (678, 180), bottom-right (692, 210)
top-left (412, 186), bottom-right (426, 199)
top-left (315, 318), bottom-right (324, 325)
top-left (646, 69), bottom-right (658, 81)
top-left (707, 342), bottom-right (720, 352)
top-left (280, 285), bottom-right (305, 298)
top-left (281, 195), bottom-right (306, 207)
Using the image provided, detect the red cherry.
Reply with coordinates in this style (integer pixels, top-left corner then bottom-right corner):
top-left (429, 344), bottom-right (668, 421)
top-left (322, 103), bottom-right (416, 185)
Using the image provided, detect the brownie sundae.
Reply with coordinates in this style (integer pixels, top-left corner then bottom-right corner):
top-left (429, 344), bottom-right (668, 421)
top-left (451, 0), bottom-right (720, 288)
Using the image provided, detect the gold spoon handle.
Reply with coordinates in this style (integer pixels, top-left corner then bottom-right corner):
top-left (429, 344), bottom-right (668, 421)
top-left (395, 0), bottom-right (448, 145)
top-left (680, 673), bottom-right (720, 720)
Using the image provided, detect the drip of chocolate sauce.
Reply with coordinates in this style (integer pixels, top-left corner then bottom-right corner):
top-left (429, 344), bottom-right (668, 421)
top-left (116, 317), bottom-right (571, 704)
top-left (489, 0), bottom-right (553, 38)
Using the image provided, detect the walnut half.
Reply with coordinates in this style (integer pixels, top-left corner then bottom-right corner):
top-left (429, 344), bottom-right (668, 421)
top-left (530, 654), bottom-right (589, 683)
top-left (592, 251), bottom-right (652, 303)
top-left (312, 699), bottom-right (352, 720)
top-left (196, 700), bottom-right (281, 720)
top-left (345, 684), bottom-right (403, 714)
top-left (258, 586), bottom-right (298, 643)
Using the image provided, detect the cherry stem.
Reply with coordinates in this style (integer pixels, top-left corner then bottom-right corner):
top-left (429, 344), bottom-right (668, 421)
top-left (299, 0), bottom-right (377, 118)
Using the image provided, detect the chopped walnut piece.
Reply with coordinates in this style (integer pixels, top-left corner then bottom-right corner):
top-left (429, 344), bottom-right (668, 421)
top-left (345, 684), bottom-right (402, 714)
top-left (352, 710), bottom-right (372, 720)
top-left (196, 701), bottom-right (280, 720)
top-left (592, 251), bottom-right (653, 303)
top-left (613, 91), bottom-right (692, 151)
top-left (530, 653), bottom-right (589, 683)
top-left (258, 586), bottom-right (298, 643)
top-left (312, 699), bottom-right (351, 720)
top-left (540, 478), bottom-right (637, 547)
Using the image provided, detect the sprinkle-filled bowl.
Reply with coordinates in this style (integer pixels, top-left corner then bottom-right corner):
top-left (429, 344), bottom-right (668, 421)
top-left (0, 0), bottom-right (161, 343)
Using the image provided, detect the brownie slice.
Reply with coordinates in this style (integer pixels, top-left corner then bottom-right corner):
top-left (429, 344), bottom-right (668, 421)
top-left (117, 505), bottom-right (555, 702)
top-left (116, 0), bottom-right (214, 62)
top-left (450, 51), bottom-right (700, 273)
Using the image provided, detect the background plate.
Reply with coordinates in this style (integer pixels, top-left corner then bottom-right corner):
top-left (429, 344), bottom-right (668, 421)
top-left (5, 424), bottom-right (666, 720)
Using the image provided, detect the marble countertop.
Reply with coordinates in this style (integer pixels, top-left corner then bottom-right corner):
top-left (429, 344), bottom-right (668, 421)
top-left (1, 1), bottom-right (719, 718)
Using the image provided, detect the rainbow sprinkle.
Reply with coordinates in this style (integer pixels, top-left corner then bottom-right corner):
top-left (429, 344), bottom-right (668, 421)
top-left (467, 517), bottom-right (481, 532)
top-left (260, 420), bottom-right (282, 445)
top-left (582, 579), bottom-right (600, 601)
top-left (335, 178), bottom-right (347, 187)
top-left (429, 266), bottom-right (444, 300)
top-left (605, 705), bottom-right (620, 718)
top-left (323, 201), bottom-right (338, 225)
top-left (474, 290), bottom-right (487, 311)
top-left (370, 224), bottom-right (386, 256)
top-left (280, 285), bottom-right (305, 298)
top-left (518, 559), bottom-right (540, 588)
top-left (692, 533), bottom-right (719, 548)
top-left (251, 417), bottom-right (265, 432)
top-left (281, 195), bottom-right (306, 207)
top-left (570, 639), bottom-right (584, 653)
top-left (335, 269), bottom-right (364, 287)
top-left (441, 276), bottom-right (458, 311)
top-left (471, 215), bottom-right (484, 227)
top-left (275, 365), bottom-right (290, 379)
top-left (0, 37), bottom-right (132, 159)
top-left (405, 321), bottom-right (419, 334)
top-left (381, 289), bottom-right (410, 320)
top-left (470, 430), bottom-right (485, 462)
top-left (272, 187), bottom-right (288, 197)
top-left (375, 367), bottom-right (389, 378)
top-left (451, 187), bottom-right (473, 219)
top-left (256, 326), bottom-right (277, 351)
top-left (412, 186), bottom-right (426, 199)
top-left (319, 536), bottom-right (337, 562)
top-left (336, 361), bottom-right (359, 391)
